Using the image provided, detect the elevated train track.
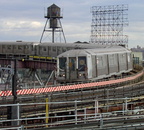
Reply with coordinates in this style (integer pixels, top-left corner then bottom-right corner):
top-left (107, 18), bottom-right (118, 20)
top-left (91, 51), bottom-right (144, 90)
top-left (0, 68), bottom-right (143, 110)
top-left (0, 42), bottom-right (143, 129)
top-left (0, 68), bottom-right (144, 129)
top-left (0, 68), bottom-right (143, 97)
top-left (0, 57), bottom-right (56, 70)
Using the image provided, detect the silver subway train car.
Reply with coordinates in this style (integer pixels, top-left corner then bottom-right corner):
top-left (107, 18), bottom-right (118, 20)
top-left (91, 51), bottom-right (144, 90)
top-left (0, 41), bottom-right (114, 59)
top-left (56, 46), bottom-right (133, 82)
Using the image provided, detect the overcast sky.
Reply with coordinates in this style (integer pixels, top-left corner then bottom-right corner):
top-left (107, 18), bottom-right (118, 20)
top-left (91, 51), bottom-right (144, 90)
top-left (0, 0), bottom-right (143, 48)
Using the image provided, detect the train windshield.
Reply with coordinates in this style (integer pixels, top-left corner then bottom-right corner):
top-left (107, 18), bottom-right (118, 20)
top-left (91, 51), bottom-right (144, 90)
top-left (78, 56), bottom-right (86, 71)
top-left (69, 57), bottom-right (76, 71)
top-left (59, 57), bottom-right (66, 71)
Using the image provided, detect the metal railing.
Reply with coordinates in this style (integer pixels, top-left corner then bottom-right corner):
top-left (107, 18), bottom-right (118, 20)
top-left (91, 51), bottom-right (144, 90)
top-left (0, 97), bottom-right (144, 129)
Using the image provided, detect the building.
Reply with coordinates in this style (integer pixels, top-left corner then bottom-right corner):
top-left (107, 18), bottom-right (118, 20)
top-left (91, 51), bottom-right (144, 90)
top-left (131, 46), bottom-right (144, 66)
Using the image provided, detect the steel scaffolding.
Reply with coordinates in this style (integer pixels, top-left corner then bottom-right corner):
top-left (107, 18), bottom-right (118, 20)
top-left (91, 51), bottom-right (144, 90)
top-left (90, 4), bottom-right (128, 45)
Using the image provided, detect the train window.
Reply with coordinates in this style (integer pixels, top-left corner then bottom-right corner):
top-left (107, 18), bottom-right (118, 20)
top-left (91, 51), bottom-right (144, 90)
top-left (58, 47), bottom-right (60, 51)
top-left (59, 57), bottom-right (66, 71)
top-left (58, 47), bottom-right (62, 54)
top-left (62, 47), bottom-right (66, 52)
top-left (69, 57), bottom-right (76, 71)
top-left (78, 57), bottom-right (86, 71)
top-left (25, 45), bottom-right (29, 49)
top-left (53, 47), bottom-right (56, 52)
top-left (43, 47), bottom-right (46, 51)
top-left (67, 47), bottom-right (71, 50)
top-left (18, 46), bottom-right (22, 50)
top-left (8, 45), bottom-right (11, 49)
top-left (32, 45), bottom-right (34, 51)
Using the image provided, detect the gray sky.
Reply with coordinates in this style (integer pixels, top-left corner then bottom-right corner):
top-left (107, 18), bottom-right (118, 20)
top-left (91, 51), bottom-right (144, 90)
top-left (0, 0), bottom-right (143, 48)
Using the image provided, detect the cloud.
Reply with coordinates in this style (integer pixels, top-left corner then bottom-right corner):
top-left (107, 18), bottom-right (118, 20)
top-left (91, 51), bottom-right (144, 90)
top-left (128, 21), bottom-right (144, 32)
top-left (62, 21), bottom-right (91, 42)
top-left (0, 19), bottom-right (43, 30)
top-left (0, 18), bottom-right (43, 41)
top-left (0, 0), bottom-right (143, 48)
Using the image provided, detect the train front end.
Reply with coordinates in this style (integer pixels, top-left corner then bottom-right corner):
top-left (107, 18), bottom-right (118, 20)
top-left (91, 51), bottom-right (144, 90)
top-left (56, 50), bottom-right (88, 83)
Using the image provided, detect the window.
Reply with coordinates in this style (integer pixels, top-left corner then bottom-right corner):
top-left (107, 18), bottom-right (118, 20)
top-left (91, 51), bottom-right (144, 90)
top-left (43, 47), bottom-right (46, 51)
top-left (69, 57), bottom-right (76, 71)
top-left (62, 47), bottom-right (66, 52)
top-left (58, 47), bottom-right (62, 54)
top-left (53, 47), bottom-right (56, 52)
top-left (8, 45), bottom-right (11, 50)
top-left (59, 57), bottom-right (66, 71)
top-left (67, 47), bottom-right (71, 50)
top-left (58, 47), bottom-right (61, 51)
top-left (30, 45), bottom-right (34, 51)
top-left (78, 57), bottom-right (86, 71)
top-left (18, 45), bottom-right (22, 50)
top-left (25, 45), bottom-right (29, 49)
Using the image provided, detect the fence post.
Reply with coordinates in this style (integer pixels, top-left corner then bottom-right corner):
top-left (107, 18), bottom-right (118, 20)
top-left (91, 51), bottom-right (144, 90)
top-left (75, 100), bottom-right (77, 124)
top-left (122, 103), bottom-right (125, 115)
top-left (7, 103), bottom-right (21, 126)
top-left (84, 108), bottom-right (86, 124)
top-left (45, 98), bottom-right (49, 127)
top-left (17, 103), bottom-right (20, 126)
top-left (106, 89), bottom-right (109, 112)
top-left (95, 99), bottom-right (99, 118)
top-left (99, 114), bottom-right (103, 128)
top-left (125, 97), bottom-right (128, 114)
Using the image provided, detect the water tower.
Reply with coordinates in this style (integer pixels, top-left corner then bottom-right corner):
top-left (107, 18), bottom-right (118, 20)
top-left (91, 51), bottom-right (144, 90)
top-left (40, 4), bottom-right (66, 43)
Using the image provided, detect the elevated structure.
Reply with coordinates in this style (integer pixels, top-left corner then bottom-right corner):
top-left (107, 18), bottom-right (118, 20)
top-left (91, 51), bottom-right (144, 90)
top-left (90, 4), bottom-right (128, 45)
top-left (40, 4), bottom-right (66, 43)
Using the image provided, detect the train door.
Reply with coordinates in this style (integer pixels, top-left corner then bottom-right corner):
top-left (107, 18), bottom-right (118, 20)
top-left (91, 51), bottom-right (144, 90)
top-left (69, 57), bottom-right (77, 80)
top-left (59, 57), bottom-right (66, 73)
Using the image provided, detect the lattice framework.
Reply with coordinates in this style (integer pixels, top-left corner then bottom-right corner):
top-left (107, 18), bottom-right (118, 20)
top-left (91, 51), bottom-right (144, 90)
top-left (90, 4), bottom-right (128, 44)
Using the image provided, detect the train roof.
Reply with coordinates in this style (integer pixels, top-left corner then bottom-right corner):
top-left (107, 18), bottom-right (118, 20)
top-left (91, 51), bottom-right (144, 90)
top-left (58, 46), bottom-right (131, 57)
top-left (39, 42), bottom-right (128, 49)
top-left (0, 41), bottom-right (34, 45)
top-left (38, 42), bottom-right (76, 47)
top-left (0, 41), bottom-right (129, 51)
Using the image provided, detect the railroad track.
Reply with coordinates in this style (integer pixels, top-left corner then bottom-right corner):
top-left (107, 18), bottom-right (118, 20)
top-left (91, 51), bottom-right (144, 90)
top-left (0, 69), bottom-right (144, 129)
top-left (0, 77), bottom-right (144, 118)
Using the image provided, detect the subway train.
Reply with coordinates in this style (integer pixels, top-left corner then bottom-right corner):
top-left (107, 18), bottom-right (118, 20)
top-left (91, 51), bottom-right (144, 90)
top-left (56, 46), bottom-right (133, 83)
top-left (0, 41), bottom-right (117, 60)
top-left (0, 41), bottom-right (80, 58)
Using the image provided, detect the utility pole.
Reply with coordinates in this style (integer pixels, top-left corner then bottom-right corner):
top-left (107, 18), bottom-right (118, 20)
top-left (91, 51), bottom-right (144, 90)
top-left (12, 58), bottom-right (17, 104)
top-left (7, 59), bottom-right (20, 126)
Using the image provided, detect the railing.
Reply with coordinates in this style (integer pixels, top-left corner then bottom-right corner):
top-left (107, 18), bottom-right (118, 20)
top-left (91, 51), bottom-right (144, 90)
top-left (0, 97), bottom-right (144, 129)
